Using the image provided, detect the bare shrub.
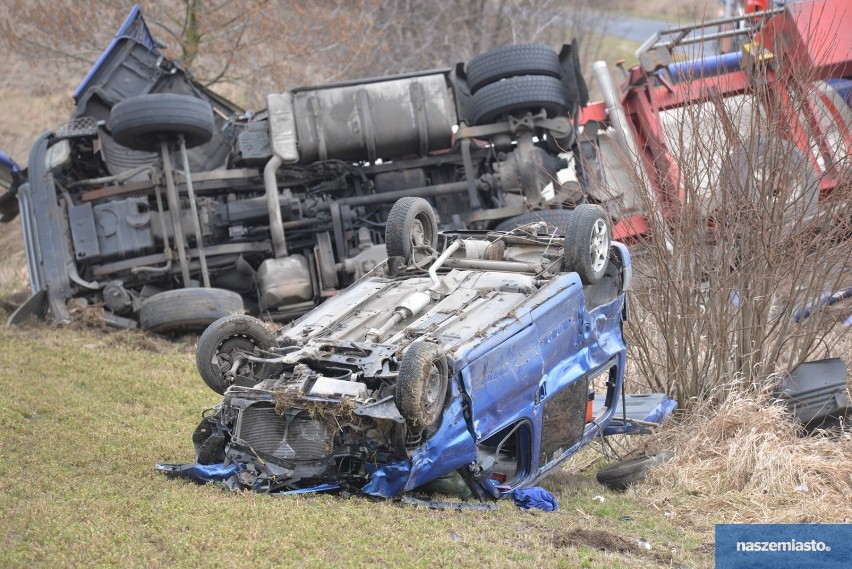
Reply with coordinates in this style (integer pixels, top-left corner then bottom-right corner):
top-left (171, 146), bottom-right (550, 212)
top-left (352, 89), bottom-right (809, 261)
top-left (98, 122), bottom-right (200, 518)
top-left (0, 0), bottom-right (610, 110)
top-left (591, 18), bottom-right (852, 406)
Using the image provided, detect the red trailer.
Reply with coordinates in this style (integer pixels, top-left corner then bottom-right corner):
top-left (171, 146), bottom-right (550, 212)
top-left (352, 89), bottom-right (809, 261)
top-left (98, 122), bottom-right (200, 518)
top-left (579, 0), bottom-right (852, 240)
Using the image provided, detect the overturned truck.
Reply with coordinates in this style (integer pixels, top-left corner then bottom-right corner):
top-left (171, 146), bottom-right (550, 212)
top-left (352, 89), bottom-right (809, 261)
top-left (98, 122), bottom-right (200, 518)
top-left (0, 6), bottom-right (591, 331)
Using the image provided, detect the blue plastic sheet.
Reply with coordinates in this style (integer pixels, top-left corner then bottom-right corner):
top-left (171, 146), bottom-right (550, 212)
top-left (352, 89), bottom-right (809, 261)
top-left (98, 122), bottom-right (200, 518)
top-left (156, 462), bottom-right (237, 484)
top-left (512, 487), bottom-right (559, 512)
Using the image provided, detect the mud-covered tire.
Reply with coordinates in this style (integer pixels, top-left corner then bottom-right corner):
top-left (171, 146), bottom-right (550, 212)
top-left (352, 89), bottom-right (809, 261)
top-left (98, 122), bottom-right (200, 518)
top-left (563, 204), bottom-right (611, 285)
top-left (110, 94), bottom-right (215, 152)
top-left (495, 209), bottom-right (575, 234)
top-left (139, 288), bottom-right (244, 333)
top-left (195, 314), bottom-right (277, 394)
top-left (595, 451), bottom-right (673, 491)
top-left (395, 340), bottom-right (448, 429)
top-left (471, 75), bottom-right (566, 125)
top-left (466, 44), bottom-right (561, 93)
top-left (385, 197), bottom-right (438, 262)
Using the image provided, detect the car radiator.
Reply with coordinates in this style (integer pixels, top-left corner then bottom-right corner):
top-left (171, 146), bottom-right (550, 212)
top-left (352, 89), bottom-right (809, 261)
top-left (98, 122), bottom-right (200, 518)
top-left (238, 405), bottom-right (330, 460)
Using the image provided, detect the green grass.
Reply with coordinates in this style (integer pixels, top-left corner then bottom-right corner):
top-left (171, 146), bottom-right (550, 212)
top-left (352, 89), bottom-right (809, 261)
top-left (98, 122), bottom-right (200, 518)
top-left (0, 324), bottom-right (711, 568)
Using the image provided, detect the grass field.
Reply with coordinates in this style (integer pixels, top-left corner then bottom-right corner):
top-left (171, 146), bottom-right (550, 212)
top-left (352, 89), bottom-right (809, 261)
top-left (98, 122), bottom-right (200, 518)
top-left (2, 7), bottom-right (850, 566)
top-left (0, 321), bottom-right (715, 568)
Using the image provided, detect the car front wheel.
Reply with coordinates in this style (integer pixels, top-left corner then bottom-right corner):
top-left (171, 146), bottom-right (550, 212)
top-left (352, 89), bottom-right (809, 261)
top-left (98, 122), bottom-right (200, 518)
top-left (395, 340), bottom-right (448, 429)
top-left (196, 314), bottom-right (278, 394)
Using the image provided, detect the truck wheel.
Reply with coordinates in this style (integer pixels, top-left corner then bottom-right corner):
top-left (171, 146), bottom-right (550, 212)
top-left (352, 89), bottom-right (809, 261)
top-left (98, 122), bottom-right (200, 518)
top-left (495, 209), bottom-right (575, 234)
top-left (395, 340), bottom-right (448, 429)
top-left (139, 288), bottom-right (244, 333)
top-left (471, 75), bottom-right (566, 125)
top-left (466, 44), bottom-right (561, 93)
top-left (385, 197), bottom-right (438, 263)
top-left (110, 94), bottom-right (215, 152)
top-left (595, 451), bottom-right (673, 491)
top-left (196, 314), bottom-right (278, 394)
top-left (563, 204), bottom-right (611, 285)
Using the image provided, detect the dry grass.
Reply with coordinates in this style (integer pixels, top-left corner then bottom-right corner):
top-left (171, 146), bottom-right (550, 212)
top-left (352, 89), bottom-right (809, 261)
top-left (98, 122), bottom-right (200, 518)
top-left (0, 219), bottom-right (28, 302)
top-left (633, 393), bottom-right (852, 526)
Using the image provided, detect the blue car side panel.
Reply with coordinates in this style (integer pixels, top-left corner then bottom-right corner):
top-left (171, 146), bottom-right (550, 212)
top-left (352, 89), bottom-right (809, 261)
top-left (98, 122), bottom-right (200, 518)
top-left (362, 383), bottom-right (478, 497)
top-left (463, 323), bottom-right (545, 441)
top-left (458, 271), bottom-right (627, 485)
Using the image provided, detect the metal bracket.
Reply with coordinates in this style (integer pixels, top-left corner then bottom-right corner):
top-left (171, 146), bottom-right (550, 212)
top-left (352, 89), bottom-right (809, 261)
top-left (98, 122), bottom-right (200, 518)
top-left (456, 113), bottom-right (572, 141)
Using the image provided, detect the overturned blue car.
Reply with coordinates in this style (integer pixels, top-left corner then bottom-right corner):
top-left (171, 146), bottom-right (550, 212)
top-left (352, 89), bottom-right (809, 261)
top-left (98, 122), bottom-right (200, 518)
top-left (160, 198), bottom-right (674, 499)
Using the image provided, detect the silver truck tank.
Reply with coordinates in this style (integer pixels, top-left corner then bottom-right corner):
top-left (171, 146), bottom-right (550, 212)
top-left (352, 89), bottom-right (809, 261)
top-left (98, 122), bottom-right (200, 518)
top-left (289, 72), bottom-right (457, 163)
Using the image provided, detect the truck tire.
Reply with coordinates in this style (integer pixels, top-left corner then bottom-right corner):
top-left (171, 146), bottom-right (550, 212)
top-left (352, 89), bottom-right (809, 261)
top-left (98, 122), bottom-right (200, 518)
top-left (495, 209), bottom-right (575, 234)
top-left (395, 340), bottom-right (448, 429)
top-left (139, 288), bottom-right (244, 333)
top-left (471, 75), bottom-right (566, 125)
top-left (466, 44), bottom-right (561, 93)
top-left (110, 94), bottom-right (215, 152)
top-left (385, 197), bottom-right (438, 262)
top-left (196, 314), bottom-right (277, 394)
top-left (563, 204), bottom-right (611, 285)
top-left (595, 451), bottom-right (673, 491)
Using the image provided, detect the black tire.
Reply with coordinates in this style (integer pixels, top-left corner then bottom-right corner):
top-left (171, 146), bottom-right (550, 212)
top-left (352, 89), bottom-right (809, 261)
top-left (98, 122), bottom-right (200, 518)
top-left (385, 197), bottom-right (438, 262)
top-left (563, 204), bottom-right (611, 285)
top-left (395, 340), bottom-right (448, 429)
top-left (466, 44), bottom-right (561, 93)
top-left (595, 451), bottom-right (673, 491)
top-left (139, 288), bottom-right (244, 333)
top-left (195, 314), bottom-right (277, 394)
top-left (110, 94), bottom-right (215, 152)
top-left (471, 75), bottom-right (566, 125)
top-left (495, 209), bottom-right (575, 234)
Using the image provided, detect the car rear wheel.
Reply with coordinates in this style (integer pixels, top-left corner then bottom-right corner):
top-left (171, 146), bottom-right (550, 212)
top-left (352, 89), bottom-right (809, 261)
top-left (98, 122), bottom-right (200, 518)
top-left (139, 287), bottom-right (244, 333)
top-left (395, 340), bottom-right (448, 429)
top-left (110, 93), bottom-right (215, 152)
top-left (471, 75), bottom-right (566, 125)
top-left (465, 44), bottom-right (561, 93)
top-left (196, 314), bottom-right (278, 394)
top-left (385, 197), bottom-right (438, 263)
top-left (563, 204), bottom-right (611, 285)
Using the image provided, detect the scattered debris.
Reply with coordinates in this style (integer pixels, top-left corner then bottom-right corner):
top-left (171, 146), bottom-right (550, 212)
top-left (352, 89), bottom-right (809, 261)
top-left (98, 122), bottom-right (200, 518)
top-left (777, 358), bottom-right (850, 430)
top-left (399, 496), bottom-right (498, 511)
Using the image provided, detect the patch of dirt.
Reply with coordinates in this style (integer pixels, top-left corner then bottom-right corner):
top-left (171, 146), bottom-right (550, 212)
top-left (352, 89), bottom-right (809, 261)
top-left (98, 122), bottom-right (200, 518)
top-left (553, 528), bottom-right (675, 566)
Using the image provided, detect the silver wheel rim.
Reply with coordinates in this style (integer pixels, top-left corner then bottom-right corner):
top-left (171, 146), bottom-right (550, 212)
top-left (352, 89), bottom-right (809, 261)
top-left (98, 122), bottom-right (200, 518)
top-left (410, 218), bottom-right (426, 247)
top-left (424, 363), bottom-right (441, 411)
top-left (589, 219), bottom-right (609, 273)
